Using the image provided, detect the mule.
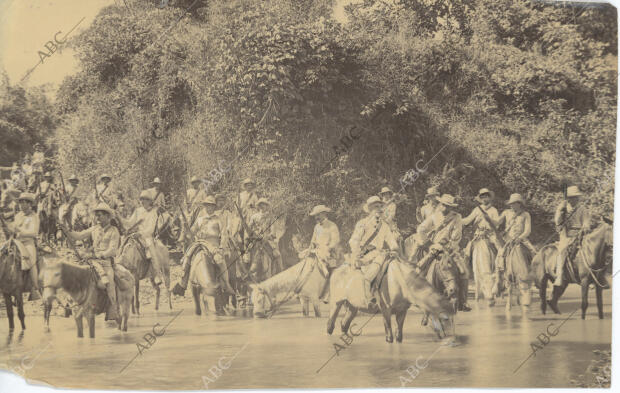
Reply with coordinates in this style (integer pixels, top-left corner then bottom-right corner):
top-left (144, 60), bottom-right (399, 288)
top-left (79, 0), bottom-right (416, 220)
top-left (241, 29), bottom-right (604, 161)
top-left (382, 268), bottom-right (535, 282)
top-left (327, 257), bottom-right (455, 343)
top-left (41, 261), bottom-right (134, 337)
top-left (116, 233), bottom-right (172, 314)
top-left (533, 221), bottom-right (612, 319)
top-left (250, 255), bottom-right (326, 318)
top-left (186, 243), bottom-right (225, 316)
top-left (500, 241), bottom-right (533, 316)
top-left (0, 239), bottom-right (26, 330)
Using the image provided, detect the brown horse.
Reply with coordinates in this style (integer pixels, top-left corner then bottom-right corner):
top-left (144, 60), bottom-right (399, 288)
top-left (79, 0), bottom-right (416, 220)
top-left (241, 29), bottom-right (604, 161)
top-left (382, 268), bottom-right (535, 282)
top-left (115, 234), bottom-right (172, 314)
top-left (0, 239), bottom-right (26, 330)
top-left (41, 261), bottom-right (134, 337)
top-left (327, 257), bottom-right (455, 343)
top-left (533, 221), bottom-right (612, 320)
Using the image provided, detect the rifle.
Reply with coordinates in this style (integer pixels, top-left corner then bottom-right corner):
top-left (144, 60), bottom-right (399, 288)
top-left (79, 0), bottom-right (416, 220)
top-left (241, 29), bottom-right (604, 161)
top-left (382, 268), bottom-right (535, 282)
top-left (178, 203), bottom-right (196, 249)
top-left (58, 171), bottom-right (67, 203)
top-left (57, 224), bottom-right (92, 268)
top-left (234, 201), bottom-right (255, 250)
top-left (477, 206), bottom-right (505, 248)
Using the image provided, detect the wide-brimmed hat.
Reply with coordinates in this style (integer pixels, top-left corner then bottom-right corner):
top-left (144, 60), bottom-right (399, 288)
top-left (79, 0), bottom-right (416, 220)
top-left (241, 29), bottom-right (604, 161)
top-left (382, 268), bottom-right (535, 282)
top-left (475, 188), bottom-right (495, 203)
top-left (68, 174), bottom-right (79, 182)
top-left (152, 177), bottom-right (162, 184)
top-left (380, 186), bottom-right (393, 195)
top-left (202, 196), bottom-right (217, 206)
top-left (139, 189), bottom-right (154, 200)
top-left (242, 178), bottom-right (255, 186)
top-left (506, 193), bottom-right (525, 206)
top-left (99, 173), bottom-right (112, 181)
top-left (310, 205), bottom-right (331, 216)
top-left (17, 192), bottom-right (36, 203)
top-left (43, 171), bottom-right (52, 178)
top-left (190, 175), bottom-right (201, 184)
top-left (363, 195), bottom-right (384, 213)
top-left (426, 186), bottom-right (440, 198)
top-left (33, 166), bottom-right (43, 173)
top-left (93, 202), bottom-right (114, 216)
top-left (215, 193), bottom-right (226, 201)
top-left (566, 186), bottom-right (583, 198)
top-left (257, 197), bottom-right (270, 207)
top-left (437, 194), bottom-right (458, 207)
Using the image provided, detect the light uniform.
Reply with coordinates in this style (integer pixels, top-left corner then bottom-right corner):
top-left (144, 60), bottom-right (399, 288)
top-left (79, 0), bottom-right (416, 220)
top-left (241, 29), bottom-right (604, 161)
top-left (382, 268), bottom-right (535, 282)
top-left (310, 219), bottom-right (340, 268)
top-left (382, 201), bottom-right (398, 233)
top-left (349, 213), bottom-right (399, 284)
top-left (239, 191), bottom-right (258, 218)
top-left (150, 188), bottom-right (166, 211)
top-left (70, 224), bottom-right (120, 311)
top-left (248, 210), bottom-right (282, 267)
top-left (9, 211), bottom-right (40, 271)
top-left (186, 187), bottom-right (205, 219)
top-left (462, 205), bottom-right (501, 256)
top-left (496, 209), bottom-right (536, 268)
top-left (418, 201), bottom-right (437, 223)
top-left (91, 183), bottom-right (121, 210)
top-left (553, 202), bottom-right (591, 284)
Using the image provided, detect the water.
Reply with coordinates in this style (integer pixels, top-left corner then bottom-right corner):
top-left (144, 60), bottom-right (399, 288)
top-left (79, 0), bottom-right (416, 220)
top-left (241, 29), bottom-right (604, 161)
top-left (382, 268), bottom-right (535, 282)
top-left (0, 285), bottom-right (612, 389)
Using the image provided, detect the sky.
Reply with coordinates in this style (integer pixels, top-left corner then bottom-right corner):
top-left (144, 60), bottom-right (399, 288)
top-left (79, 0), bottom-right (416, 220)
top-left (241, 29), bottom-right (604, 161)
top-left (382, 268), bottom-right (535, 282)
top-left (0, 0), bottom-right (114, 90)
top-left (0, 0), bottom-right (357, 94)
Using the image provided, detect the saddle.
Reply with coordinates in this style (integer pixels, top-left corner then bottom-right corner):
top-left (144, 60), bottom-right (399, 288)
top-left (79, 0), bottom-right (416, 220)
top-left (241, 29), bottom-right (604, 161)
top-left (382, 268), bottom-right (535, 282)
top-left (120, 233), bottom-right (149, 263)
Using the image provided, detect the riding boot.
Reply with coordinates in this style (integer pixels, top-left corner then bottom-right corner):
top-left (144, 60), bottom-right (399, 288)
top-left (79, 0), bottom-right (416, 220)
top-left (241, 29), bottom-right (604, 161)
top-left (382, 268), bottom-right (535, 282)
top-left (319, 270), bottom-right (332, 304)
top-left (28, 266), bottom-right (41, 301)
top-left (172, 258), bottom-right (192, 296)
top-left (104, 281), bottom-right (120, 321)
top-left (458, 278), bottom-right (471, 312)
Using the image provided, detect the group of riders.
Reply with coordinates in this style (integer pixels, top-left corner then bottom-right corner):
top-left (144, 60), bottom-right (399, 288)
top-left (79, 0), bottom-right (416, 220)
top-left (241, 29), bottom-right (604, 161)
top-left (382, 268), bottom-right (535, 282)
top-left (0, 150), bottom-right (602, 321)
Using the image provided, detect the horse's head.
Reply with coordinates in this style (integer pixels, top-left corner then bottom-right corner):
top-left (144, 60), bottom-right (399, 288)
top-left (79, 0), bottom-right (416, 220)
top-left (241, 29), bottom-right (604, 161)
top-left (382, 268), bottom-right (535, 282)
top-left (429, 311), bottom-right (455, 340)
top-left (249, 283), bottom-right (272, 318)
top-left (40, 263), bottom-right (62, 307)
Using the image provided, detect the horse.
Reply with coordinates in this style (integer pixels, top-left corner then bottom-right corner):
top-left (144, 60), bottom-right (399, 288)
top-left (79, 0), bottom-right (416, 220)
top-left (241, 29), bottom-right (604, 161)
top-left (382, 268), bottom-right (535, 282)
top-left (38, 192), bottom-right (60, 246)
top-left (327, 256), bottom-right (455, 343)
top-left (41, 261), bottom-right (134, 337)
top-left (115, 233), bottom-right (172, 314)
top-left (250, 255), bottom-right (326, 318)
top-left (0, 239), bottom-right (26, 330)
top-left (185, 242), bottom-right (227, 316)
top-left (500, 240), bottom-right (533, 315)
top-left (533, 221), bottom-right (612, 319)
top-left (468, 236), bottom-right (498, 306)
top-left (248, 239), bottom-right (277, 282)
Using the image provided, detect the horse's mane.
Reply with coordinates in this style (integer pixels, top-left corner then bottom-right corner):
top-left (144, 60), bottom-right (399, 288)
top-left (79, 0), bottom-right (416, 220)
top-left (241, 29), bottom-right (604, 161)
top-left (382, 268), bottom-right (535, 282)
top-left (258, 258), bottom-right (309, 295)
top-left (59, 262), bottom-right (93, 294)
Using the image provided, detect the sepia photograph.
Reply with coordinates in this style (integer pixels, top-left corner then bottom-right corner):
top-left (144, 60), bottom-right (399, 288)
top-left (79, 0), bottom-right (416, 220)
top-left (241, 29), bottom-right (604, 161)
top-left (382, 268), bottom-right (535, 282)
top-left (0, 0), bottom-right (617, 391)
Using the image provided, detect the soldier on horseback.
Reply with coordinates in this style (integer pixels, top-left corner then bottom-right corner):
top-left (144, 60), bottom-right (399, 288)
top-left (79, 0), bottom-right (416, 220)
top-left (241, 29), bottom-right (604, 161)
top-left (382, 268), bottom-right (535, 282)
top-left (173, 196), bottom-right (235, 296)
top-left (62, 203), bottom-right (121, 321)
top-left (90, 174), bottom-right (121, 210)
top-left (239, 178), bottom-right (258, 218)
top-left (300, 205), bottom-right (340, 302)
top-left (186, 176), bottom-right (205, 222)
top-left (553, 186), bottom-right (594, 287)
top-left (495, 194), bottom-right (537, 269)
top-left (150, 177), bottom-right (166, 211)
top-left (414, 194), bottom-right (470, 311)
top-left (117, 189), bottom-right (168, 286)
top-left (349, 196), bottom-right (400, 309)
top-left (249, 198), bottom-right (283, 273)
top-left (5, 192), bottom-right (41, 300)
top-left (416, 186), bottom-right (440, 223)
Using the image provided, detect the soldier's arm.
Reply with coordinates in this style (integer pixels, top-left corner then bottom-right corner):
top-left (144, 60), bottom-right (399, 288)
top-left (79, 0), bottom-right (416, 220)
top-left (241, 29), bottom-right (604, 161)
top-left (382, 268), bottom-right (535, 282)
top-left (518, 213), bottom-right (532, 241)
top-left (554, 202), bottom-right (566, 227)
top-left (449, 216), bottom-right (463, 249)
top-left (349, 220), bottom-right (365, 256)
top-left (68, 226), bottom-right (94, 242)
top-left (329, 224), bottom-right (341, 250)
top-left (462, 209), bottom-right (477, 226)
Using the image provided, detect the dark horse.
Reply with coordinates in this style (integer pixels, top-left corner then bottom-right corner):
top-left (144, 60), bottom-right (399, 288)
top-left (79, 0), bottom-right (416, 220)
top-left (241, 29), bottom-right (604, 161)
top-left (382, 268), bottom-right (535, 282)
top-left (0, 239), bottom-right (27, 330)
top-left (533, 221), bottom-right (612, 319)
top-left (41, 262), bottom-right (134, 337)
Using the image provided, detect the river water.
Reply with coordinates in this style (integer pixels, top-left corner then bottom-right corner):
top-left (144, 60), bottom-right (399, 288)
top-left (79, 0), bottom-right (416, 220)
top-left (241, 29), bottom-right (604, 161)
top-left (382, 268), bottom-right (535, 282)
top-left (0, 284), bottom-right (612, 390)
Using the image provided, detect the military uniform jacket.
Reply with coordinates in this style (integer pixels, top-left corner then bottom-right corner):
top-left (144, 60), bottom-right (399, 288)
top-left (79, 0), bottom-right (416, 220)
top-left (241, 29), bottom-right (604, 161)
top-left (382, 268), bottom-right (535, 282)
top-left (349, 214), bottom-right (399, 258)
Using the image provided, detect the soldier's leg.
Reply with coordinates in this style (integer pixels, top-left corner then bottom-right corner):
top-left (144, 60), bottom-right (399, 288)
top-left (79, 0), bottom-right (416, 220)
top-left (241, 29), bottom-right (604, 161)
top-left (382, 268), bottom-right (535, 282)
top-left (145, 238), bottom-right (163, 285)
top-left (103, 262), bottom-right (120, 321)
top-left (214, 253), bottom-right (235, 294)
top-left (173, 252), bottom-right (193, 296)
top-left (554, 240), bottom-right (569, 286)
top-left (28, 264), bottom-right (41, 300)
top-left (361, 253), bottom-right (383, 307)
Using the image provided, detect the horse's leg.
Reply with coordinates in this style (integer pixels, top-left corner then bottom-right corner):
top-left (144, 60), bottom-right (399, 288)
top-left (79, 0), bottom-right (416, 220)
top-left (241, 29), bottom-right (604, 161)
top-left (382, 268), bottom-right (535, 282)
top-left (539, 274), bottom-right (548, 314)
top-left (88, 313), bottom-right (95, 338)
top-left (395, 309), bottom-right (407, 343)
top-left (581, 278), bottom-right (589, 320)
top-left (4, 293), bottom-right (14, 330)
top-left (313, 300), bottom-right (321, 318)
top-left (16, 293), bottom-right (25, 330)
top-left (548, 283), bottom-right (567, 314)
top-left (302, 297), bottom-right (309, 317)
top-left (595, 284), bottom-right (604, 320)
top-left (505, 282), bottom-right (512, 312)
top-left (192, 285), bottom-right (202, 316)
top-left (326, 301), bottom-right (343, 335)
top-left (134, 278), bottom-right (140, 315)
top-left (341, 306), bottom-right (358, 335)
top-left (381, 306), bottom-right (393, 343)
top-left (150, 277), bottom-right (160, 311)
top-left (75, 313), bottom-right (84, 338)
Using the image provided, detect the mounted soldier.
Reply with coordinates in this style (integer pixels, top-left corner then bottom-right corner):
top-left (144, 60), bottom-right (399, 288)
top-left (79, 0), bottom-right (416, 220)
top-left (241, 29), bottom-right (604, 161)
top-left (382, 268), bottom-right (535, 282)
top-left (248, 198), bottom-right (284, 274)
top-left (117, 189), bottom-right (168, 286)
top-left (299, 205), bottom-right (341, 303)
top-left (61, 203), bottom-right (121, 321)
top-left (414, 194), bottom-right (470, 311)
top-left (173, 196), bottom-right (235, 296)
top-left (379, 187), bottom-right (399, 234)
top-left (553, 186), bottom-right (594, 287)
top-left (349, 196), bottom-right (400, 309)
top-left (186, 176), bottom-right (205, 222)
top-left (238, 178), bottom-right (258, 219)
top-left (3, 192), bottom-right (41, 300)
top-left (462, 188), bottom-right (501, 305)
top-left (91, 173), bottom-right (121, 210)
top-left (149, 177), bottom-right (166, 212)
top-left (416, 186), bottom-right (440, 223)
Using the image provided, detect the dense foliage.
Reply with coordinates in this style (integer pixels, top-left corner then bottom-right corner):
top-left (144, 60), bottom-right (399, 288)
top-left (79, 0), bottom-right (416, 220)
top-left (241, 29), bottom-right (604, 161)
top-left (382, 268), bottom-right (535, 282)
top-left (50, 0), bottom-right (616, 249)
